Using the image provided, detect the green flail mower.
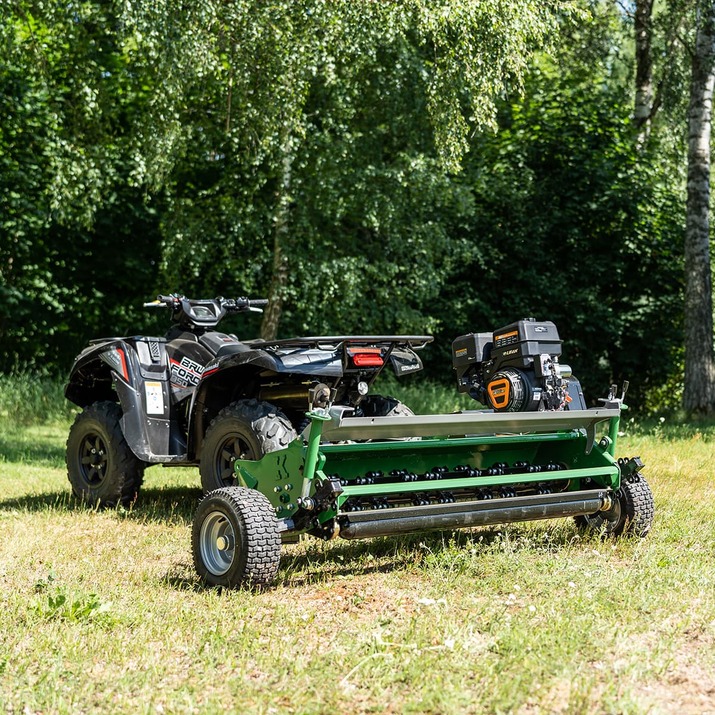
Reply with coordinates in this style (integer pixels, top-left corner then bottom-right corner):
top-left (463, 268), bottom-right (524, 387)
top-left (191, 319), bottom-right (654, 588)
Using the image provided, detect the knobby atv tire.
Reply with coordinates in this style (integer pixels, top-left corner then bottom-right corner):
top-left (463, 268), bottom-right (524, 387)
top-left (357, 395), bottom-right (414, 418)
top-left (575, 473), bottom-right (655, 537)
top-left (199, 399), bottom-right (297, 493)
top-left (192, 486), bottom-right (281, 588)
top-left (353, 395), bottom-right (416, 443)
top-left (66, 401), bottom-right (145, 507)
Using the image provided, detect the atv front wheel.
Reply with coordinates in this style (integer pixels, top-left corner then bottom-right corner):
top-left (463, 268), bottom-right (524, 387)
top-left (575, 474), bottom-right (654, 537)
top-left (66, 401), bottom-right (145, 507)
top-left (199, 399), bottom-right (297, 493)
top-left (192, 486), bottom-right (281, 588)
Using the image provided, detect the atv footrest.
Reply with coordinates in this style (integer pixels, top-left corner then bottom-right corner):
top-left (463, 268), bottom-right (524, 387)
top-left (337, 488), bottom-right (612, 539)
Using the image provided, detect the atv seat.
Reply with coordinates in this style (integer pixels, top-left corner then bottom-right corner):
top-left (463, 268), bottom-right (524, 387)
top-left (213, 343), bottom-right (252, 358)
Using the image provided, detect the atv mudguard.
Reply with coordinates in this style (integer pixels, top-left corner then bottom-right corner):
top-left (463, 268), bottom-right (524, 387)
top-left (185, 346), bottom-right (339, 456)
top-left (65, 337), bottom-right (186, 462)
top-left (185, 339), bottom-right (425, 457)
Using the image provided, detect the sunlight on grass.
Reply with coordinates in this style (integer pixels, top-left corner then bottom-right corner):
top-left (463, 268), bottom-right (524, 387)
top-left (1, 402), bottom-right (715, 712)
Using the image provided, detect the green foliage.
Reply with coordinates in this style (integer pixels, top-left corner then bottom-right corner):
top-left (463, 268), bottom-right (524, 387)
top-left (0, 0), bottom-right (692, 412)
top-left (155, 0), bottom-right (571, 336)
top-left (431, 43), bottom-right (684, 407)
top-left (0, 1), bottom-right (165, 371)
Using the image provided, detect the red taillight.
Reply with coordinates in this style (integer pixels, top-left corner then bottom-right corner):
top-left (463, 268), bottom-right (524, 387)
top-left (116, 347), bottom-right (129, 381)
top-left (348, 348), bottom-right (384, 367)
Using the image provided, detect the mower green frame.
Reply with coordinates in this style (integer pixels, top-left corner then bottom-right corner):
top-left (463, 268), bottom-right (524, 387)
top-left (234, 407), bottom-right (625, 540)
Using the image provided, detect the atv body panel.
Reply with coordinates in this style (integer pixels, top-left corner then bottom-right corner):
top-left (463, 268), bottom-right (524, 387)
top-left (187, 336), bottom-right (428, 458)
top-left (65, 336), bottom-right (186, 462)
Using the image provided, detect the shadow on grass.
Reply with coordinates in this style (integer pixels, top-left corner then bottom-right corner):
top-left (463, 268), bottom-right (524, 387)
top-left (0, 481), bottom-right (586, 591)
top-left (275, 525), bottom-right (577, 587)
top-left (164, 523), bottom-right (584, 591)
top-left (0, 434), bottom-right (66, 468)
top-left (0, 485), bottom-right (203, 525)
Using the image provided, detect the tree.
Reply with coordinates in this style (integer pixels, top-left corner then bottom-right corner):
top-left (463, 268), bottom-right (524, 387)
top-left (634, 0), bottom-right (656, 144)
top-left (431, 5), bottom-right (685, 408)
top-left (684, 0), bottom-right (715, 414)
top-left (154, 1), bottom-right (574, 339)
top-left (0, 2), bottom-right (171, 371)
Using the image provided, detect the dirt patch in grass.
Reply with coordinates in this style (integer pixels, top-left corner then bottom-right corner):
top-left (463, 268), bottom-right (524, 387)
top-left (637, 626), bottom-right (715, 714)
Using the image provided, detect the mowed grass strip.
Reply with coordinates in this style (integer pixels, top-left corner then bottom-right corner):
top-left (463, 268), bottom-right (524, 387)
top-left (0, 419), bottom-right (714, 714)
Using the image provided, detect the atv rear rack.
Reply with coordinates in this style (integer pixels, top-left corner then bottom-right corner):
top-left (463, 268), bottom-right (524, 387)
top-left (244, 335), bottom-right (434, 350)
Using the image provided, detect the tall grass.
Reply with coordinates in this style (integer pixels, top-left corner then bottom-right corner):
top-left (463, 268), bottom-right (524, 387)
top-left (0, 373), bottom-right (76, 426)
top-left (372, 374), bottom-right (474, 414)
top-left (0, 370), bottom-right (468, 428)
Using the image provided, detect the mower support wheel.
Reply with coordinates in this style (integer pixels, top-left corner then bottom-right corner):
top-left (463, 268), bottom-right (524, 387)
top-left (575, 473), bottom-right (654, 537)
top-left (192, 486), bottom-right (281, 588)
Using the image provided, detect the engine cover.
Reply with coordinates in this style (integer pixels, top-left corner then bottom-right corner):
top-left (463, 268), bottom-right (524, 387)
top-left (452, 318), bottom-right (586, 412)
top-left (486, 368), bottom-right (542, 412)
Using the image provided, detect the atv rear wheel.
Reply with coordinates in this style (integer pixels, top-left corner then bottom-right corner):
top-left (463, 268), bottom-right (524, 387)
top-left (66, 401), bottom-right (145, 507)
top-left (357, 395), bottom-right (414, 418)
top-left (199, 399), bottom-right (297, 493)
top-left (575, 474), bottom-right (654, 537)
top-left (192, 486), bottom-right (281, 588)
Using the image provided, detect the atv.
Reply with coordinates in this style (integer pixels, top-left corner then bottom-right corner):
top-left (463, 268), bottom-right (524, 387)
top-left (65, 294), bottom-right (431, 506)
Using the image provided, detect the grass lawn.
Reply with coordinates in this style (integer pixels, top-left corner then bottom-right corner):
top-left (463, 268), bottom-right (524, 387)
top-left (1, 417), bottom-right (714, 714)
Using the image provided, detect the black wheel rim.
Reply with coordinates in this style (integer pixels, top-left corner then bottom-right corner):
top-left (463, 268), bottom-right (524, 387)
top-left (587, 496), bottom-right (623, 534)
top-left (77, 431), bottom-right (109, 487)
top-left (215, 435), bottom-right (254, 486)
top-left (602, 498), bottom-right (623, 531)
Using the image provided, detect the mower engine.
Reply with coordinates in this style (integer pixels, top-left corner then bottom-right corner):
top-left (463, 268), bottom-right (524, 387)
top-left (452, 318), bottom-right (586, 412)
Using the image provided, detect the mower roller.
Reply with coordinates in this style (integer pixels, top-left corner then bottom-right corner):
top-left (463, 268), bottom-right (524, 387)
top-left (192, 318), bottom-right (655, 589)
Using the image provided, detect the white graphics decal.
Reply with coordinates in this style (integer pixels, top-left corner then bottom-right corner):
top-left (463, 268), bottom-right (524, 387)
top-left (170, 355), bottom-right (205, 388)
top-left (145, 382), bottom-right (165, 415)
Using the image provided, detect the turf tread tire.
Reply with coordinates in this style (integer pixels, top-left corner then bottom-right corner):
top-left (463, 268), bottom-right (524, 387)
top-left (575, 473), bottom-right (654, 537)
top-left (192, 486), bottom-right (281, 588)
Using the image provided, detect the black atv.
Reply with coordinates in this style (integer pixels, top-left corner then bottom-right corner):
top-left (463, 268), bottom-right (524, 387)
top-left (65, 294), bottom-right (432, 506)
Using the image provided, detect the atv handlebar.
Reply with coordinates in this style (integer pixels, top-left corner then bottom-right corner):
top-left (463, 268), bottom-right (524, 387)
top-left (143, 294), bottom-right (268, 327)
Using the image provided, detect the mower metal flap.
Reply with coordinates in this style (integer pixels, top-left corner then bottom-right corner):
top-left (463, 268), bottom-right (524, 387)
top-left (323, 408), bottom-right (620, 443)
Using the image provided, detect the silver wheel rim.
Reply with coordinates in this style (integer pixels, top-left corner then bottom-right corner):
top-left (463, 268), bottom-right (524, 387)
top-left (199, 511), bottom-right (237, 576)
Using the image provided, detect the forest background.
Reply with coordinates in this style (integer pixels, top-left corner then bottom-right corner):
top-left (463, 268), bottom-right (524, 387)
top-left (2, 0), bottom-right (714, 415)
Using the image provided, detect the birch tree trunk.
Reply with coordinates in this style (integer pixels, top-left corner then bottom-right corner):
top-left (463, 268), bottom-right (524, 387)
top-left (684, 0), bottom-right (715, 414)
top-left (634, 0), bottom-right (654, 145)
top-left (260, 136), bottom-right (294, 341)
